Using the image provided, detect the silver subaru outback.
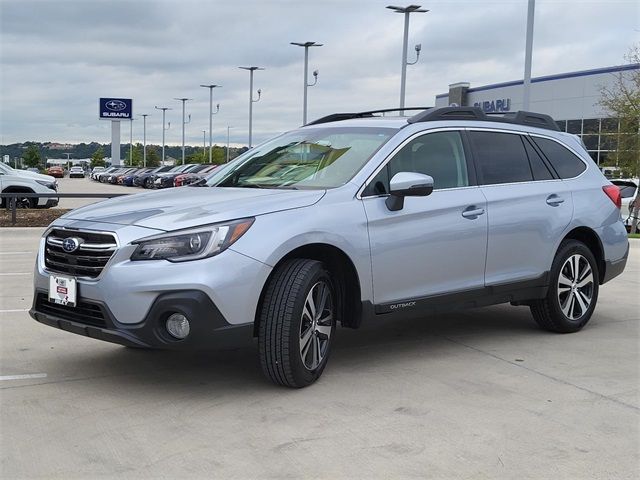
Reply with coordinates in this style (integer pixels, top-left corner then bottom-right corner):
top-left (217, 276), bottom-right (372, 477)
top-left (31, 107), bottom-right (629, 388)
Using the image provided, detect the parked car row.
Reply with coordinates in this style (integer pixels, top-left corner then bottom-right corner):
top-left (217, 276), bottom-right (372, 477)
top-left (90, 164), bottom-right (220, 188)
top-left (45, 166), bottom-right (89, 178)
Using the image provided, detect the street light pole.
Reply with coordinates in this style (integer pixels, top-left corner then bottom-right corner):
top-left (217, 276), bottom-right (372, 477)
top-left (522, 0), bottom-right (536, 110)
top-left (239, 66), bottom-right (264, 148)
top-left (202, 130), bottom-right (206, 157)
top-left (174, 98), bottom-right (192, 165)
top-left (154, 106), bottom-right (171, 164)
top-left (141, 114), bottom-right (149, 167)
top-left (200, 84), bottom-right (222, 163)
top-left (129, 118), bottom-right (134, 166)
top-left (226, 126), bottom-right (233, 163)
top-left (291, 42), bottom-right (322, 125)
top-left (386, 5), bottom-right (428, 114)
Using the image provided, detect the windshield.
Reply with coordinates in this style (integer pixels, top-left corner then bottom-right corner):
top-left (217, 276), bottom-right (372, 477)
top-left (206, 127), bottom-right (395, 189)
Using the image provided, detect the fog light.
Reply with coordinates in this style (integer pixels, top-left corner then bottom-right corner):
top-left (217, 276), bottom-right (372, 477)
top-left (166, 313), bottom-right (190, 339)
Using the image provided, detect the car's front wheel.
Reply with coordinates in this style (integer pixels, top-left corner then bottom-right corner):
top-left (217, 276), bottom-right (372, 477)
top-left (259, 258), bottom-right (336, 388)
top-left (530, 240), bottom-right (599, 333)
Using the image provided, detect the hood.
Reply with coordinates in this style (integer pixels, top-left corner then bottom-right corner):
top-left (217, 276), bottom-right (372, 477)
top-left (16, 170), bottom-right (56, 183)
top-left (61, 186), bottom-right (325, 231)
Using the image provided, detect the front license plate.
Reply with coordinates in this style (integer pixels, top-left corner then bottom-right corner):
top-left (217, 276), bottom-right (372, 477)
top-left (48, 275), bottom-right (77, 307)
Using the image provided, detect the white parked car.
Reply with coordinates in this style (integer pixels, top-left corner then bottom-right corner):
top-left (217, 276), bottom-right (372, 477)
top-left (612, 179), bottom-right (639, 230)
top-left (0, 162), bottom-right (58, 208)
top-left (69, 166), bottom-right (85, 178)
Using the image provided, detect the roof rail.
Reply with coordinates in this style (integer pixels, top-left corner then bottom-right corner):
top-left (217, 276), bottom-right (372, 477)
top-left (306, 107), bottom-right (432, 126)
top-left (408, 106), bottom-right (560, 131)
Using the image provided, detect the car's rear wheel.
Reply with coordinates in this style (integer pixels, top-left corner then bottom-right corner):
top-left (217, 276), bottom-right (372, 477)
top-left (258, 258), bottom-right (336, 388)
top-left (530, 240), bottom-right (599, 333)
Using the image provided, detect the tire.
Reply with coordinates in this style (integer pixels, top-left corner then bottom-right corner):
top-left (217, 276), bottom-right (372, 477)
top-left (258, 258), bottom-right (336, 388)
top-left (530, 240), bottom-right (599, 333)
top-left (3, 192), bottom-right (35, 209)
top-left (145, 178), bottom-right (153, 189)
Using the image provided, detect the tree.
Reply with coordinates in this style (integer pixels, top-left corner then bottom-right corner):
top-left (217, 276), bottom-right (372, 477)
top-left (145, 146), bottom-right (161, 167)
top-left (125, 143), bottom-right (143, 166)
top-left (598, 45), bottom-right (639, 178)
top-left (21, 145), bottom-right (42, 168)
top-left (91, 146), bottom-right (106, 168)
top-left (599, 45), bottom-right (640, 233)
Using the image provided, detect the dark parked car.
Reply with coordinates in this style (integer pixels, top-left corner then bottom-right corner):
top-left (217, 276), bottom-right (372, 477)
top-left (174, 164), bottom-right (220, 187)
top-left (135, 166), bottom-right (174, 188)
top-left (122, 168), bottom-right (152, 186)
top-left (148, 164), bottom-right (197, 189)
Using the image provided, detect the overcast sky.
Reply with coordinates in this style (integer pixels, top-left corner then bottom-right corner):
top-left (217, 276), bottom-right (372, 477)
top-left (0, 0), bottom-right (637, 147)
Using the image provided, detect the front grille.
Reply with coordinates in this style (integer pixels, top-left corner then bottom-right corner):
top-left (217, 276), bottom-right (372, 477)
top-left (44, 228), bottom-right (117, 278)
top-left (35, 293), bottom-right (107, 327)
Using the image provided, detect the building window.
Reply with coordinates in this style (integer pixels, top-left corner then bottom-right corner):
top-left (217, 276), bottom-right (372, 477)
top-left (556, 116), bottom-right (623, 167)
top-left (567, 119), bottom-right (582, 134)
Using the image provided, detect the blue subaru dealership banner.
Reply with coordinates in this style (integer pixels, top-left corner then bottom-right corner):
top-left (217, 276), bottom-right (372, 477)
top-left (99, 98), bottom-right (132, 120)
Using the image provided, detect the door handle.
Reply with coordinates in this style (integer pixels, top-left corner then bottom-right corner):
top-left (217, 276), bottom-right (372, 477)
top-left (462, 206), bottom-right (485, 218)
top-left (546, 194), bottom-right (565, 206)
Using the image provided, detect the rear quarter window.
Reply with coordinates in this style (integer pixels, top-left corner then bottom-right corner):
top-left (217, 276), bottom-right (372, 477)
top-left (531, 136), bottom-right (587, 179)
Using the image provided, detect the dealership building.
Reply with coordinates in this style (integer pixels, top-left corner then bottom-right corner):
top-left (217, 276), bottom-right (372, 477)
top-left (435, 64), bottom-right (639, 166)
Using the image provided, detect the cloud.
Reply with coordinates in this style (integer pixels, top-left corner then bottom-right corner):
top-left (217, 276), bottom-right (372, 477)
top-left (0, 0), bottom-right (637, 145)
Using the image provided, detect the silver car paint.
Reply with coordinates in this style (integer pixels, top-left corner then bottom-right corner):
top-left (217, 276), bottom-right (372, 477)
top-left (33, 117), bottom-right (629, 328)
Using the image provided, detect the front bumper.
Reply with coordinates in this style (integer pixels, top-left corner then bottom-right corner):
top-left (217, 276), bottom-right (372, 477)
top-left (31, 221), bottom-right (273, 346)
top-left (30, 289), bottom-right (253, 349)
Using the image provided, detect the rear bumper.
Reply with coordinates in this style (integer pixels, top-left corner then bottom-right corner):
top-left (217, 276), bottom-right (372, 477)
top-left (30, 289), bottom-right (253, 350)
top-left (602, 242), bottom-right (629, 284)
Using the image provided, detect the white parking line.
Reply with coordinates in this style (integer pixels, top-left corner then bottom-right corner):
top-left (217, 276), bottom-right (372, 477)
top-left (0, 273), bottom-right (31, 276)
top-left (0, 373), bottom-right (47, 381)
top-left (0, 309), bottom-right (29, 313)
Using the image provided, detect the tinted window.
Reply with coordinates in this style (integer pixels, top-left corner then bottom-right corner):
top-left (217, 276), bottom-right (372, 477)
top-left (363, 131), bottom-right (468, 195)
top-left (583, 118), bottom-right (600, 134)
top-left (523, 137), bottom-right (554, 180)
top-left (567, 119), bottom-right (582, 134)
top-left (468, 131), bottom-right (533, 185)
top-left (531, 137), bottom-right (587, 178)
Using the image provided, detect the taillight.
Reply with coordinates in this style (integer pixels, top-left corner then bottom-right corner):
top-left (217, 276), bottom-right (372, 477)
top-left (602, 185), bottom-right (622, 209)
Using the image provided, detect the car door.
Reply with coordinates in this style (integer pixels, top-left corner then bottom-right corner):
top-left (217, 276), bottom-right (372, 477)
top-left (362, 129), bottom-right (488, 310)
top-left (467, 129), bottom-right (573, 286)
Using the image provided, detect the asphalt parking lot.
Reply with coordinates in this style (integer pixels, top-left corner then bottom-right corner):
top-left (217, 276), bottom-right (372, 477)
top-left (0, 227), bottom-right (638, 479)
top-left (54, 176), bottom-right (133, 209)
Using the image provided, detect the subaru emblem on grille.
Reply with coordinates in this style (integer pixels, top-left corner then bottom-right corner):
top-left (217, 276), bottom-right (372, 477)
top-left (62, 237), bottom-right (82, 253)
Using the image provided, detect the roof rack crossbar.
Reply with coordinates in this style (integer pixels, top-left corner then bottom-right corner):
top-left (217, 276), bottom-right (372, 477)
top-left (306, 107), bottom-right (433, 126)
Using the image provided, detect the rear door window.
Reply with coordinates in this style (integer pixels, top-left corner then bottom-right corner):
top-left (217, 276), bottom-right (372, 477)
top-left (530, 136), bottom-right (587, 178)
top-left (468, 131), bottom-right (533, 185)
top-left (523, 137), bottom-right (554, 180)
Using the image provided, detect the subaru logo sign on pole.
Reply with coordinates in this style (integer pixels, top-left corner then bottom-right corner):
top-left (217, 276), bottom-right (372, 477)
top-left (99, 98), bottom-right (133, 166)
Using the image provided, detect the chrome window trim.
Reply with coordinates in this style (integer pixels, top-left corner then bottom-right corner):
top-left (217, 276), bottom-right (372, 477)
top-left (462, 127), bottom-right (589, 185)
top-left (525, 131), bottom-right (590, 181)
top-left (40, 226), bottom-right (120, 282)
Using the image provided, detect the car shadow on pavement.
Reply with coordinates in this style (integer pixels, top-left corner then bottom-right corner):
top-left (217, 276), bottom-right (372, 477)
top-left (48, 304), bottom-right (545, 395)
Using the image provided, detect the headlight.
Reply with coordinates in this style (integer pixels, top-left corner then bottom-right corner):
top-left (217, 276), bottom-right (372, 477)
top-left (36, 180), bottom-right (56, 190)
top-left (130, 218), bottom-right (254, 262)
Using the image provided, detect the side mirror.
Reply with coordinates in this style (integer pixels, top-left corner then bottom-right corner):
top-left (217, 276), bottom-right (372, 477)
top-left (385, 172), bottom-right (434, 211)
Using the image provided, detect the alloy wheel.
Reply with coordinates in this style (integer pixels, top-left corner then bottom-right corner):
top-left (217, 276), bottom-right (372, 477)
top-left (299, 280), bottom-right (333, 371)
top-left (557, 253), bottom-right (594, 320)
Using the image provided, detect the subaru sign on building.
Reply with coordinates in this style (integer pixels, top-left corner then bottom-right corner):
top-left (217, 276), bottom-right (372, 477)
top-left (99, 98), bottom-right (132, 120)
